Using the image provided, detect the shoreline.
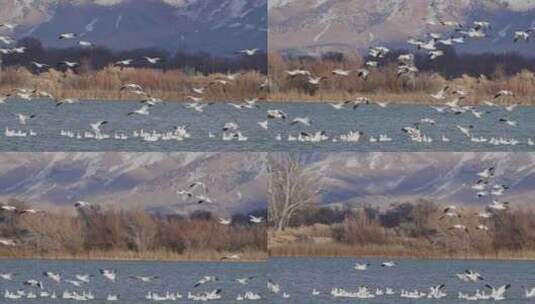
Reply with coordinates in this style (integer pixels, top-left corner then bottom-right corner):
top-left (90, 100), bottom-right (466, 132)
top-left (0, 251), bottom-right (268, 263)
top-left (268, 248), bottom-right (535, 262)
top-left (1, 94), bottom-right (532, 106)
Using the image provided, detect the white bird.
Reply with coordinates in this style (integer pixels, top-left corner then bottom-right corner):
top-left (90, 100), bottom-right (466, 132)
top-left (431, 86), bottom-right (449, 100)
top-left (0, 23), bottom-right (17, 31)
top-left (485, 284), bottom-right (510, 300)
top-left (457, 125), bottom-right (473, 137)
top-left (194, 276), bottom-right (218, 287)
top-left (43, 272), bottom-right (61, 283)
top-left (100, 269), bottom-right (117, 282)
top-left (59, 33), bottom-right (77, 39)
top-left (90, 121), bottom-right (108, 134)
top-left (235, 276), bottom-right (255, 285)
top-left (0, 272), bottom-right (16, 281)
top-left (249, 215), bottom-right (263, 224)
top-left (332, 69), bottom-right (351, 76)
top-left (16, 113), bottom-right (35, 125)
top-left (239, 48), bottom-right (260, 56)
top-left (257, 120), bottom-right (269, 130)
top-left (291, 117), bottom-right (311, 126)
top-left (144, 56), bottom-right (161, 64)
top-left (78, 41), bottom-right (93, 47)
top-left (60, 61), bottom-right (79, 68)
top-left (494, 90), bottom-right (514, 99)
top-left (218, 217), bottom-right (232, 225)
top-left (268, 280), bottom-right (280, 294)
top-left (267, 109), bottom-right (287, 120)
top-left (131, 275), bottom-right (158, 283)
top-left (128, 105), bottom-right (151, 116)
top-left (115, 59), bottom-right (133, 67)
top-left (354, 263), bottom-right (370, 271)
top-left (488, 200), bottom-right (509, 211)
top-left (0, 239), bottom-right (16, 246)
top-left (75, 274), bottom-right (92, 283)
top-left (381, 261), bottom-right (396, 267)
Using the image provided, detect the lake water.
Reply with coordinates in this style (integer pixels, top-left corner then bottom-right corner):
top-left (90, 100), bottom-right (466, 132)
top-left (0, 259), bottom-right (267, 303)
top-left (268, 257), bottom-right (535, 303)
top-left (1, 100), bottom-right (534, 152)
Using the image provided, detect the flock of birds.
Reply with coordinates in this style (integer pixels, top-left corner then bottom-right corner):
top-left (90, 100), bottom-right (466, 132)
top-left (0, 21), bottom-right (533, 149)
top-left (175, 181), bottom-right (265, 226)
top-left (266, 165), bottom-right (528, 301)
top-left (0, 268), bottom-right (266, 302)
top-left (0, 85), bottom-right (532, 148)
top-left (267, 261), bottom-right (535, 301)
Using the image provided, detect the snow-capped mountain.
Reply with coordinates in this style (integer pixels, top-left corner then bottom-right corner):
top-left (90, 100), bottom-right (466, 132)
top-left (0, 0), bottom-right (267, 54)
top-left (269, 0), bottom-right (535, 55)
top-left (0, 152), bottom-right (533, 213)
top-left (305, 152), bottom-right (535, 209)
top-left (0, 153), bottom-right (268, 216)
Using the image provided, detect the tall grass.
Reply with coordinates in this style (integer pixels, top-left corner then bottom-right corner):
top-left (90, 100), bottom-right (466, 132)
top-left (269, 53), bottom-right (535, 104)
top-left (0, 66), bottom-right (266, 102)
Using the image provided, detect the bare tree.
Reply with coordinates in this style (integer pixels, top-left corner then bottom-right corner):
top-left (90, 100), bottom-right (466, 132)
top-left (267, 153), bottom-right (319, 231)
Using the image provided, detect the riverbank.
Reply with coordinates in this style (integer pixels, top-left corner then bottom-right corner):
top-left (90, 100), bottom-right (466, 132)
top-left (268, 226), bottom-right (535, 261)
top-left (0, 248), bottom-right (267, 262)
top-left (269, 244), bottom-right (535, 261)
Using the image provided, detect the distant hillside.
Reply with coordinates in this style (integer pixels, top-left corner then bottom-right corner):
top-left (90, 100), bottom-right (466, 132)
top-left (0, 0), bottom-right (267, 55)
top-left (269, 0), bottom-right (535, 56)
top-left (0, 153), bottom-right (268, 216)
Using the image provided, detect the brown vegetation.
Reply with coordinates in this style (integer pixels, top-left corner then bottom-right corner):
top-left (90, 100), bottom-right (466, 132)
top-left (269, 52), bottom-right (535, 105)
top-left (0, 200), bottom-right (267, 262)
top-left (269, 201), bottom-right (535, 260)
top-left (0, 66), bottom-right (266, 102)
